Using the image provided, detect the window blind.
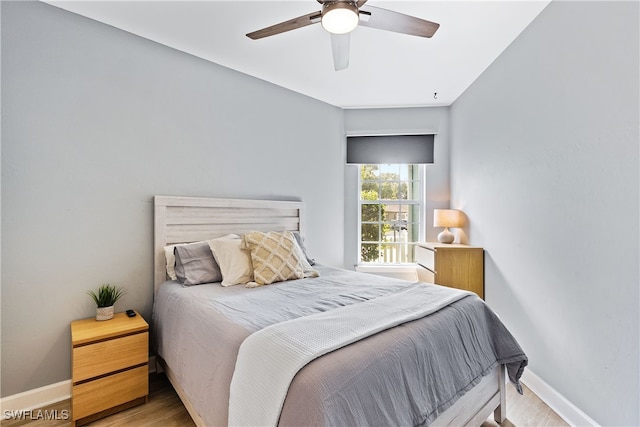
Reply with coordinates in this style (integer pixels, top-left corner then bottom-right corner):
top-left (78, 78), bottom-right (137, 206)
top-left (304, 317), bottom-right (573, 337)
top-left (346, 134), bottom-right (435, 164)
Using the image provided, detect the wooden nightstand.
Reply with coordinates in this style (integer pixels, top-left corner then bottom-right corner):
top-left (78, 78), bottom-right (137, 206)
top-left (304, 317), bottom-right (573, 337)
top-left (71, 311), bottom-right (149, 426)
top-left (416, 242), bottom-right (484, 299)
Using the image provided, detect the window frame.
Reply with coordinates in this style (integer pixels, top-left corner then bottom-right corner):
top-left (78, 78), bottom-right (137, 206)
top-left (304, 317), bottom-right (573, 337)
top-left (357, 164), bottom-right (426, 265)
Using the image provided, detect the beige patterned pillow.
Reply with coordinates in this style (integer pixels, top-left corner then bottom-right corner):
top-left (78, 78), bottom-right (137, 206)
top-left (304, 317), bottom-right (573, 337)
top-left (242, 231), bottom-right (305, 286)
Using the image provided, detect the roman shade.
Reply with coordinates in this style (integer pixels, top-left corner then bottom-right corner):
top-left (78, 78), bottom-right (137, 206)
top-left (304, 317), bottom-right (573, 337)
top-left (346, 134), bottom-right (435, 164)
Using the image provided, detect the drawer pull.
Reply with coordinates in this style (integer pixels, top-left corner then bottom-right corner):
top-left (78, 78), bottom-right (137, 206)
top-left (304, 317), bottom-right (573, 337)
top-left (417, 263), bottom-right (435, 273)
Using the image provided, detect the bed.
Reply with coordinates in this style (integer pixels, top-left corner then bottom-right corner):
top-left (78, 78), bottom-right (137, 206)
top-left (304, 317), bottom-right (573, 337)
top-left (152, 195), bottom-right (527, 426)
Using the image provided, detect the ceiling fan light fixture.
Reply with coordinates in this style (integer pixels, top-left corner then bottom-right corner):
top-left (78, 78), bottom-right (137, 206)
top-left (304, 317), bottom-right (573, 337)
top-left (322, 2), bottom-right (359, 35)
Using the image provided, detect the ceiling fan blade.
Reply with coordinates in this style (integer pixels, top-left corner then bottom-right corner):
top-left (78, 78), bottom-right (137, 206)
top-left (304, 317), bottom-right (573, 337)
top-left (358, 5), bottom-right (439, 38)
top-left (247, 11), bottom-right (321, 40)
top-left (330, 33), bottom-right (350, 71)
top-left (356, 0), bottom-right (368, 7)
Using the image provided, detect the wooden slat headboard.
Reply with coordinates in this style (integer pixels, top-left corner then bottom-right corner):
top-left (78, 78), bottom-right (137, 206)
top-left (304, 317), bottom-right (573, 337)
top-left (154, 196), bottom-right (305, 291)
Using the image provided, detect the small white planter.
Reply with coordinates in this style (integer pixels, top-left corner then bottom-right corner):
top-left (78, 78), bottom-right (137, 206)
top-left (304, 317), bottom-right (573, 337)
top-left (96, 306), bottom-right (114, 321)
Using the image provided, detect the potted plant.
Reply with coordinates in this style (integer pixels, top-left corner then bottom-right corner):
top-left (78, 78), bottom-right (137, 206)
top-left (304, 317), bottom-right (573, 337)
top-left (87, 284), bottom-right (126, 321)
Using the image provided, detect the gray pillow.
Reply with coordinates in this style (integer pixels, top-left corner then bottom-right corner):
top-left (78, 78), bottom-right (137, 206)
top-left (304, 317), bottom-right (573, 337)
top-left (292, 232), bottom-right (315, 266)
top-left (174, 241), bottom-right (222, 286)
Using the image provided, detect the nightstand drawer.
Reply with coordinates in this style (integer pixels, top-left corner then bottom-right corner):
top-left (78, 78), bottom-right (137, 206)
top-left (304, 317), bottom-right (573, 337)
top-left (416, 242), bottom-right (485, 299)
top-left (73, 332), bottom-right (148, 382)
top-left (417, 266), bottom-right (435, 283)
top-left (416, 245), bottom-right (435, 270)
top-left (72, 365), bottom-right (148, 420)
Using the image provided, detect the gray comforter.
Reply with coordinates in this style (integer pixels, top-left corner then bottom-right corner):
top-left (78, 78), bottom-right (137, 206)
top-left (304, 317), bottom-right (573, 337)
top-left (152, 265), bottom-right (527, 426)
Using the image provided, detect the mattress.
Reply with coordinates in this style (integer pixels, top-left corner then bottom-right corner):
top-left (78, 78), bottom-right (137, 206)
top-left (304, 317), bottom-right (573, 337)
top-left (152, 265), bottom-right (527, 426)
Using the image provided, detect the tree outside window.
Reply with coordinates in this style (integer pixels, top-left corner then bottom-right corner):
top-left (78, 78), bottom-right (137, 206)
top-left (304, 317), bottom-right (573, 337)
top-left (359, 164), bottom-right (423, 264)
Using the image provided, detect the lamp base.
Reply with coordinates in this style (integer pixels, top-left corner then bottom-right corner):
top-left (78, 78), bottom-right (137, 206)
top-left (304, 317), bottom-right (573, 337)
top-left (437, 228), bottom-right (455, 244)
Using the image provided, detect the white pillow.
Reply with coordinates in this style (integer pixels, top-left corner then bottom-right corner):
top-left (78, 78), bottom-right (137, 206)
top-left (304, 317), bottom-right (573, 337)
top-left (208, 238), bottom-right (254, 287)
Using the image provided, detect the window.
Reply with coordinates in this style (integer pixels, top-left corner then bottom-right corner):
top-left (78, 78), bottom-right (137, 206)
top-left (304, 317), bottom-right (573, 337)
top-left (359, 164), bottom-right (424, 264)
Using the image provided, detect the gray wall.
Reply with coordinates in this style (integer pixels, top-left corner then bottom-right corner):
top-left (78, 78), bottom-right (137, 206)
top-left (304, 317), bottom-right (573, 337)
top-left (450, 1), bottom-right (639, 425)
top-left (1, 1), bottom-right (344, 396)
top-left (343, 107), bottom-right (450, 268)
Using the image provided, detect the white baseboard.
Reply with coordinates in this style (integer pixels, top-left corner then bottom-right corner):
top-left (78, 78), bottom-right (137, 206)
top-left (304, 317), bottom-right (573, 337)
top-left (521, 369), bottom-right (600, 427)
top-left (0, 380), bottom-right (71, 413)
top-left (0, 355), bottom-right (157, 412)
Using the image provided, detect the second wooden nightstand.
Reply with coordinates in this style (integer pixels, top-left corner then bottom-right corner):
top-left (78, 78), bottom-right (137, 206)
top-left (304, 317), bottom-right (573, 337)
top-left (71, 311), bottom-right (149, 426)
top-left (416, 242), bottom-right (484, 299)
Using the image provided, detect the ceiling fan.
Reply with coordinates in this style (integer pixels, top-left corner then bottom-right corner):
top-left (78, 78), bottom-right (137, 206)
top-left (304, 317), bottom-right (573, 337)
top-left (246, 0), bottom-right (440, 71)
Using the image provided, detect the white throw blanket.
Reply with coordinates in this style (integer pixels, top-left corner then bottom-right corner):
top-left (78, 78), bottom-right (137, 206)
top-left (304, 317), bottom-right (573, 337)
top-left (228, 283), bottom-right (472, 427)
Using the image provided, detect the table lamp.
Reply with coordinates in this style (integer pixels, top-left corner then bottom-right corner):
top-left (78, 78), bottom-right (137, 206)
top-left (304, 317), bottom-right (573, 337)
top-left (433, 209), bottom-right (463, 244)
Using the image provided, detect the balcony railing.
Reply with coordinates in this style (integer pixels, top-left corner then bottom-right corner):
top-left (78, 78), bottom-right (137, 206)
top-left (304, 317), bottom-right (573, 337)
top-left (364, 229), bottom-right (416, 264)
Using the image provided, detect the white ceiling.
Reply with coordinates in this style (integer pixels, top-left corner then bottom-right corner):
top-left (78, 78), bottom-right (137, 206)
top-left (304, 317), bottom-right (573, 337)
top-left (43, 0), bottom-right (550, 108)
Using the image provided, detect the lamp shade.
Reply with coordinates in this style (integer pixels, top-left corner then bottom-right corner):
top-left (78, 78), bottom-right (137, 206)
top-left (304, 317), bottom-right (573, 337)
top-left (433, 209), bottom-right (463, 228)
top-left (322, 2), bottom-right (359, 34)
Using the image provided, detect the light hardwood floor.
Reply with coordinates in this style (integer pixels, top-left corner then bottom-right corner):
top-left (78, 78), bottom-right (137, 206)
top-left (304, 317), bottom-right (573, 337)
top-left (480, 382), bottom-right (568, 427)
top-left (2, 374), bottom-right (567, 426)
